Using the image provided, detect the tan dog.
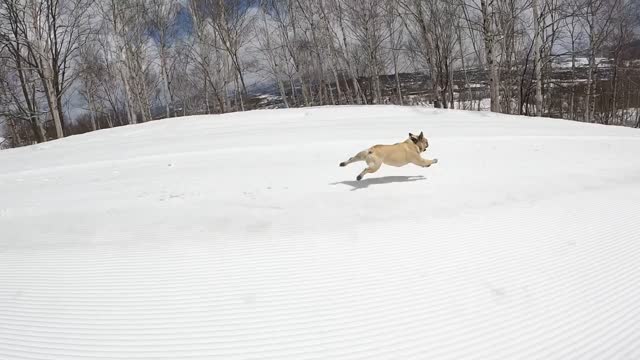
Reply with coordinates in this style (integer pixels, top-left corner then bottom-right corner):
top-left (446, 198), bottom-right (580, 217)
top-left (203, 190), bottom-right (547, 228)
top-left (339, 132), bottom-right (438, 181)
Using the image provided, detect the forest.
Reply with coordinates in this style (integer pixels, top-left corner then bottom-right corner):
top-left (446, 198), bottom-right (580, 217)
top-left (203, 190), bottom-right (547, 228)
top-left (1, 0), bottom-right (639, 148)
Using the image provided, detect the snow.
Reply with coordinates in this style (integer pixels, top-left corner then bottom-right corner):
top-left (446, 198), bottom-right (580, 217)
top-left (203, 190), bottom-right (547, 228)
top-left (2, 105), bottom-right (640, 359)
top-left (553, 57), bottom-right (611, 69)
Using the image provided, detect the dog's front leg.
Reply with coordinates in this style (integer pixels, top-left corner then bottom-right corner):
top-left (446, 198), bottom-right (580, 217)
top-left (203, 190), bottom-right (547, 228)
top-left (411, 157), bottom-right (438, 168)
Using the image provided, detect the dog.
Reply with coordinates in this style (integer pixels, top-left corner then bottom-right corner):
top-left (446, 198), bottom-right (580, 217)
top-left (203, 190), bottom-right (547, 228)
top-left (339, 131), bottom-right (438, 181)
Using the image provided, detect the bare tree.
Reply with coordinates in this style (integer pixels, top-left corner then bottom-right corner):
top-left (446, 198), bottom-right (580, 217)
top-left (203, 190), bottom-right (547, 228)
top-left (385, 1), bottom-right (404, 105)
top-left (256, 0), bottom-right (290, 107)
top-left (206, 0), bottom-right (255, 110)
top-left (561, 0), bottom-right (584, 120)
top-left (604, 0), bottom-right (635, 124)
top-left (77, 43), bottom-right (102, 131)
top-left (0, 0), bottom-right (46, 142)
top-left (147, 0), bottom-right (180, 118)
top-left (99, 0), bottom-right (155, 124)
top-left (532, 0), bottom-right (543, 116)
top-left (477, 0), bottom-right (501, 112)
top-left (188, 0), bottom-right (230, 113)
top-left (1, 0), bottom-right (91, 139)
top-left (343, 0), bottom-right (388, 104)
top-left (580, 0), bottom-right (619, 122)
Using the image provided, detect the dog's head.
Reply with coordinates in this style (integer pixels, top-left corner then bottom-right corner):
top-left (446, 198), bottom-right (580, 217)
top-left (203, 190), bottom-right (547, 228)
top-left (409, 131), bottom-right (428, 152)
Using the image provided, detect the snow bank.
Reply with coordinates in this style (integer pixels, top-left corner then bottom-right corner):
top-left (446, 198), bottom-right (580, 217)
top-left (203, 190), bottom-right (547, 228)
top-left (1, 106), bottom-right (640, 359)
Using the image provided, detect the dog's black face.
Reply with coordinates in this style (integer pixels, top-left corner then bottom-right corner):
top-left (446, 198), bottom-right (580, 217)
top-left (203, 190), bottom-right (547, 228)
top-left (409, 132), bottom-right (428, 152)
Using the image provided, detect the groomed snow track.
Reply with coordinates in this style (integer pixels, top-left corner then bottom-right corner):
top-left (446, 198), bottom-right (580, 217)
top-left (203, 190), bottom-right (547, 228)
top-left (1, 106), bottom-right (640, 359)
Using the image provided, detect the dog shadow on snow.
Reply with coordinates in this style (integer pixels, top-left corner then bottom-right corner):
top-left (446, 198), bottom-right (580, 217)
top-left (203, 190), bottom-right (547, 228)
top-left (330, 175), bottom-right (426, 191)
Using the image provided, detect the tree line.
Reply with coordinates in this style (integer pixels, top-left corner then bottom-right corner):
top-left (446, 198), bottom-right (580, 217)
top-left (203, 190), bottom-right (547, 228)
top-left (1, 0), bottom-right (639, 148)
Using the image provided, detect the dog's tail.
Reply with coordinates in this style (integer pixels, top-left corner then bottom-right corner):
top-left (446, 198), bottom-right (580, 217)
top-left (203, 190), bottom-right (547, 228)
top-left (339, 150), bottom-right (369, 167)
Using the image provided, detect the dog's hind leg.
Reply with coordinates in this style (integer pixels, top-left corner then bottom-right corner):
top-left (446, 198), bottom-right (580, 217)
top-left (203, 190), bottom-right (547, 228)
top-left (356, 158), bottom-right (382, 181)
top-left (340, 150), bottom-right (369, 167)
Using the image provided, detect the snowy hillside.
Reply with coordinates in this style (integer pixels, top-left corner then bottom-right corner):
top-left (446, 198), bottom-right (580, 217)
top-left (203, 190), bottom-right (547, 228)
top-left (2, 105), bottom-right (640, 359)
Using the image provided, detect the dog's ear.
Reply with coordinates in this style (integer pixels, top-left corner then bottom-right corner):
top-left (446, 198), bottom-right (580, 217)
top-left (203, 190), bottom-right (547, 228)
top-left (409, 133), bottom-right (418, 143)
top-left (418, 131), bottom-right (424, 139)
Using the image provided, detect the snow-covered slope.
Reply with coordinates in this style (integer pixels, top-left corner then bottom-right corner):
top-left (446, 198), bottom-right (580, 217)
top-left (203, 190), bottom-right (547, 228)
top-left (2, 106), bottom-right (640, 359)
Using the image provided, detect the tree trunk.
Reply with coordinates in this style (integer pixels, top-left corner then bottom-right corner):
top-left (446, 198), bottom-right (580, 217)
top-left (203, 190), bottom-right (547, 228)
top-left (394, 57), bottom-right (403, 105)
top-left (36, 53), bottom-right (64, 138)
top-left (88, 89), bottom-right (98, 131)
top-left (636, 89), bottom-right (640, 127)
top-left (533, 0), bottom-right (543, 116)
top-left (204, 77), bottom-right (211, 113)
top-left (120, 67), bottom-right (137, 125)
top-left (327, 42), bottom-right (343, 104)
top-left (8, 117), bottom-right (22, 147)
top-left (457, 21), bottom-right (472, 110)
top-left (51, 68), bottom-right (66, 135)
top-left (481, 0), bottom-right (500, 113)
top-left (608, 63), bottom-right (618, 125)
top-left (260, 2), bottom-right (289, 108)
top-left (133, 53), bottom-right (152, 122)
top-left (570, 39), bottom-right (576, 120)
top-left (42, 75), bottom-right (64, 138)
top-left (288, 74), bottom-right (299, 105)
top-left (585, 5), bottom-right (596, 123)
top-left (31, 81), bottom-right (46, 138)
top-left (585, 50), bottom-right (595, 122)
top-left (160, 45), bottom-right (173, 118)
top-left (15, 56), bottom-right (45, 143)
top-left (449, 59), bottom-right (455, 109)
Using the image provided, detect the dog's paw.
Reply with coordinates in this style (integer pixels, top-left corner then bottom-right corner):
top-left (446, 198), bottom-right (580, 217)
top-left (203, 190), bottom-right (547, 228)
top-left (339, 162), bottom-right (346, 167)
top-left (433, 158), bottom-right (438, 164)
top-left (356, 175), bottom-right (363, 181)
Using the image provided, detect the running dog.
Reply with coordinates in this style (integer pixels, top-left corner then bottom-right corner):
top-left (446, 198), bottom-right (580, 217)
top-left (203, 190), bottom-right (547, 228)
top-left (339, 132), bottom-right (438, 181)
